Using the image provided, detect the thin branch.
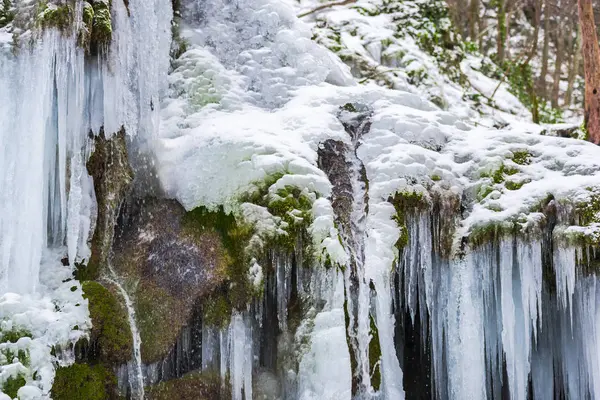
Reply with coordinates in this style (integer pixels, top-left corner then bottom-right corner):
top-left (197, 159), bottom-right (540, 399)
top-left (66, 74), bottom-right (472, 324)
top-left (297, 0), bottom-right (357, 18)
top-left (358, 68), bottom-right (403, 84)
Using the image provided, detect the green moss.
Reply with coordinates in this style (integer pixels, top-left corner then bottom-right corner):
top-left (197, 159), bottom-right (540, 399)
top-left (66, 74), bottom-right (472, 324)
top-left (202, 290), bottom-right (232, 329)
top-left (146, 371), bottom-right (226, 400)
top-left (38, 3), bottom-right (73, 31)
top-left (468, 221), bottom-right (515, 247)
top-left (576, 188), bottom-right (600, 225)
top-left (82, 281), bottom-right (133, 364)
top-left (51, 364), bottom-right (116, 400)
top-left (90, 0), bottom-right (112, 49)
top-left (1, 327), bottom-right (32, 344)
top-left (511, 150), bottom-right (531, 165)
top-left (1, 348), bottom-right (30, 366)
top-left (430, 174), bottom-right (442, 182)
top-left (390, 190), bottom-right (428, 250)
top-left (368, 314), bottom-right (381, 391)
top-left (342, 103), bottom-right (358, 112)
top-left (491, 165), bottom-right (505, 184)
top-left (0, 0), bottom-right (14, 28)
top-left (2, 374), bottom-right (26, 398)
top-left (477, 184), bottom-right (494, 201)
top-left (505, 180), bottom-right (525, 191)
top-left (135, 282), bottom-right (186, 364)
top-left (183, 206), bottom-right (254, 311)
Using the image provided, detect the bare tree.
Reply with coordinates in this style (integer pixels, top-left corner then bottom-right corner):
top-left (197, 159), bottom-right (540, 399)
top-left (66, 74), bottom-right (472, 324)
top-left (538, 0), bottom-right (551, 98)
top-left (497, 0), bottom-right (507, 63)
top-left (578, 0), bottom-right (600, 143)
top-left (564, 26), bottom-right (582, 107)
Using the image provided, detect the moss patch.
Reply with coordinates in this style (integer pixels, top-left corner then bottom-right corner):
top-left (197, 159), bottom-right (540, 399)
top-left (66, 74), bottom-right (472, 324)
top-left (2, 374), bottom-right (26, 398)
top-left (511, 150), bottom-right (531, 165)
top-left (390, 190), bottom-right (428, 250)
top-left (146, 371), bottom-right (227, 400)
top-left (182, 206), bottom-right (254, 313)
top-left (1, 348), bottom-right (30, 366)
top-left (0, 0), bottom-right (14, 28)
top-left (135, 281), bottom-right (186, 364)
top-left (82, 281), bottom-right (133, 364)
top-left (0, 328), bottom-right (32, 344)
top-left (51, 364), bottom-right (116, 400)
top-left (82, 128), bottom-right (133, 281)
top-left (37, 2), bottom-right (73, 31)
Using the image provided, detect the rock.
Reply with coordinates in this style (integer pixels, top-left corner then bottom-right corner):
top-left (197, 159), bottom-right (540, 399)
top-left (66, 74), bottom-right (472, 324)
top-left (111, 198), bottom-right (228, 363)
top-left (82, 128), bottom-right (133, 281)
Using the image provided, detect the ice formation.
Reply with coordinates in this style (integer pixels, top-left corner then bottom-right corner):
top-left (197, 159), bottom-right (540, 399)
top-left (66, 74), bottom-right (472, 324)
top-left (0, 0), bottom-right (171, 397)
top-left (1, 0), bottom-right (600, 399)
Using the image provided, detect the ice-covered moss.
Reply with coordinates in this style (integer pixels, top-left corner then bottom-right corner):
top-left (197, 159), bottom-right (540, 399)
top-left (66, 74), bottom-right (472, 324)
top-left (37, 2), bottom-right (73, 31)
top-left (1, 347), bottom-right (30, 366)
top-left (51, 363), bottom-right (117, 400)
top-left (2, 373), bottom-right (25, 398)
top-left (390, 190), bottom-right (428, 250)
top-left (0, 0), bottom-right (14, 28)
top-left (82, 281), bottom-right (132, 364)
top-left (0, 327), bottom-right (32, 344)
top-left (90, 0), bottom-right (112, 48)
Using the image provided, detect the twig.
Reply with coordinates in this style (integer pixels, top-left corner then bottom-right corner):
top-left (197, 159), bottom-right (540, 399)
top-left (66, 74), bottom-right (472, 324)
top-left (297, 0), bottom-right (357, 18)
top-left (358, 68), bottom-right (404, 84)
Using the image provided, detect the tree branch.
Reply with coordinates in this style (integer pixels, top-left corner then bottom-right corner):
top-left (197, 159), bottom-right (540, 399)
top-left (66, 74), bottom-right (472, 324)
top-left (297, 0), bottom-right (357, 18)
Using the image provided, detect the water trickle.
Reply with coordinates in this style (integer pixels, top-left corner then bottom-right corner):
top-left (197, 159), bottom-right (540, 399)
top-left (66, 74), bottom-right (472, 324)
top-left (105, 264), bottom-right (145, 400)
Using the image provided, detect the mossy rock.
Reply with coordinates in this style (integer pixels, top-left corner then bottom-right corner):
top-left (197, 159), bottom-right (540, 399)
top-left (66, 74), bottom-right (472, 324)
top-left (135, 281), bottom-right (187, 364)
top-left (51, 363), bottom-right (117, 400)
top-left (390, 190), bottom-right (428, 250)
top-left (82, 281), bottom-right (133, 365)
top-left (37, 3), bottom-right (73, 31)
top-left (82, 128), bottom-right (133, 281)
top-left (2, 374), bottom-right (25, 398)
top-left (182, 206), bottom-right (254, 310)
top-left (146, 371), bottom-right (227, 400)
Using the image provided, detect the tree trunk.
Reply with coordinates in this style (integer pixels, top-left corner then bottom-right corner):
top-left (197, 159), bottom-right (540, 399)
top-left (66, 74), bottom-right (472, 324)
top-left (538, 0), bottom-right (550, 98)
top-left (478, 7), bottom-right (487, 50)
top-left (564, 27), bottom-right (582, 107)
top-left (578, 0), bottom-right (600, 143)
top-left (469, 0), bottom-right (479, 41)
top-left (551, 22), bottom-right (564, 109)
top-left (530, 0), bottom-right (542, 58)
top-left (497, 0), bottom-right (507, 63)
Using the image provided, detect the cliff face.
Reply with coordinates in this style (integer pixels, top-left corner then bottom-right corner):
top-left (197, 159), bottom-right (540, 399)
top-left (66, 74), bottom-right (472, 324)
top-left (2, 1), bottom-right (600, 400)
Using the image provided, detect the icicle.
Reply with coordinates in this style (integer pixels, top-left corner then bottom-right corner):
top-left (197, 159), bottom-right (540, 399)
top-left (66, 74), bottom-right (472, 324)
top-left (229, 313), bottom-right (253, 400)
top-left (553, 246), bottom-right (576, 318)
top-left (445, 254), bottom-right (486, 399)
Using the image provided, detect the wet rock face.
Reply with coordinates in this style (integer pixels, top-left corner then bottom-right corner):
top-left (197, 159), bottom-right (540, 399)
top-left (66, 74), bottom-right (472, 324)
top-left (317, 139), bottom-right (353, 230)
top-left (83, 128), bottom-right (134, 281)
top-left (112, 198), bottom-right (228, 363)
top-left (114, 198), bottom-right (223, 296)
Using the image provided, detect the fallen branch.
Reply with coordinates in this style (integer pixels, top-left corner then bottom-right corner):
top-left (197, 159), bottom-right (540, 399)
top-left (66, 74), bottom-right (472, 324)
top-left (297, 0), bottom-right (357, 18)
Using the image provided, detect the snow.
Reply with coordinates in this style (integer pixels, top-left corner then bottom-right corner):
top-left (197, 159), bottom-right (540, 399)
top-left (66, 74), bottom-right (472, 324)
top-left (2, 0), bottom-right (600, 398)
